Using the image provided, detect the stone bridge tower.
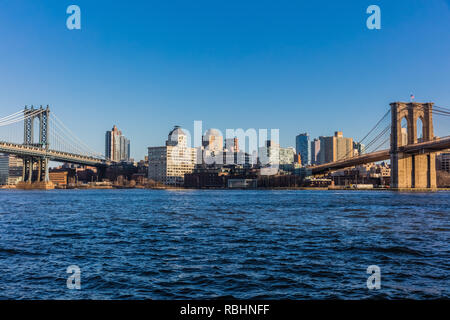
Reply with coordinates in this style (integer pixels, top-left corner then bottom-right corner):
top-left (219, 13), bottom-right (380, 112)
top-left (390, 102), bottom-right (436, 189)
top-left (21, 105), bottom-right (50, 185)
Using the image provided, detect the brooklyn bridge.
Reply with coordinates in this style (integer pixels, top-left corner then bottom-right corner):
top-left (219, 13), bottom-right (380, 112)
top-left (310, 102), bottom-right (450, 190)
top-left (0, 102), bottom-right (449, 190)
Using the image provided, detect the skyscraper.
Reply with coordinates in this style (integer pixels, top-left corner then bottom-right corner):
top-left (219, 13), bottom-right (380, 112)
top-left (225, 137), bottom-right (239, 153)
top-left (295, 133), bottom-right (310, 166)
top-left (318, 131), bottom-right (353, 164)
top-left (105, 125), bottom-right (130, 162)
top-left (310, 138), bottom-right (320, 165)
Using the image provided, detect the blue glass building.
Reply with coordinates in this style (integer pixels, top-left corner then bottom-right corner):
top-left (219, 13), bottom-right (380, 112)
top-left (295, 133), bottom-right (310, 166)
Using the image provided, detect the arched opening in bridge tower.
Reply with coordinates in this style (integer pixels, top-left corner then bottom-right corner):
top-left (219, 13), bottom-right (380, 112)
top-left (417, 117), bottom-right (424, 143)
top-left (400, 117), bottom-right (408, 146)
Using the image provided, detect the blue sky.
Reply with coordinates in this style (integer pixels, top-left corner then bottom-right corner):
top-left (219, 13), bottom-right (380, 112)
top-left (1, 0), bottom-right (449, 160)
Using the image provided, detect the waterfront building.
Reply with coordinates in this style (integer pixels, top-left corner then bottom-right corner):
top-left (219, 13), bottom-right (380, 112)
top-left (184, 164), bottom-right (257, 188)
top-left (330, 162), bottom-right (390, 187)
top-left (49, 171), bottom-right (69, 185)
top-left (148, 126), bottom-right (196, 186)
top-left (0, 154), bottom-right (23, 185)
top-left (295, 133), bottom-right (310, 166)
top-left (437, 152), bottom-right (450, 173)
top-left (318, 131), bottom-right (353, 164)
top-left (105, 125), bottom-right (130, 162)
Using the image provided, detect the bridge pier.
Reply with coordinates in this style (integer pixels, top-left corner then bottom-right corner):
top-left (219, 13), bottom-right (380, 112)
top-left (26, 157), bottom-right (33, 183)
top-left (390, 102), bottom-right (437, 190)
top-left (17, 156), bottom-right (54, 190)
top-left (37, 158), bottom-right (42, 182)
top-left (43, 158), bottom-right (49, 182)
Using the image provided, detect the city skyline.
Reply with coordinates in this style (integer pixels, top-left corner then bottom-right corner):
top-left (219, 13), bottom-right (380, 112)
top-left (0, 1), bottom-right (449, 304)
top-left (1, 1), bottom-right (449, 161)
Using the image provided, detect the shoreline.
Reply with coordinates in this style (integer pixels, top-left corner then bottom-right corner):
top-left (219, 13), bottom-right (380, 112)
top-left (2, 185), bottom-right (449, 192)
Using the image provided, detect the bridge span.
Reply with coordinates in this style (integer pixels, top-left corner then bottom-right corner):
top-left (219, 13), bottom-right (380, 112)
top-left (310, 136), bottom-right (450, 175)
top-left (0, 141), bottom-right (108, 167)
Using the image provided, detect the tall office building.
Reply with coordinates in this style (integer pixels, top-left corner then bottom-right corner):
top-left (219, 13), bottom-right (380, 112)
top-left (318, 131), bottom-right (353, 164)
top-left (335, 131), bottom-right (353, 160)
top-left (310, 138), bottom-right (320, 165)
top-left (318, 136), bottom-right (335, 164)
top-left (296, 133), bottom-right (310, 166)
top-left (148, 126), bottom-right (196, 186)
top-left (105, 125), bottom-right (130, 162)
top-left (225, 137), bottom-right (239, 153)
top-left (0, 154), bottom-right (23, 185)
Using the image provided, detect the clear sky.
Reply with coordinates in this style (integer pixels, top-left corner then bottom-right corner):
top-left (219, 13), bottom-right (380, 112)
top-left (1, 0), bottom-right (449, 160)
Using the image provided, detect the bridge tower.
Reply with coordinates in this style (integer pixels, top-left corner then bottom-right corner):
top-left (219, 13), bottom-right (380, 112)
top-left (21, 105), bottom-right (51, 184)
top-left (390, 102), bottom-right (436, 189)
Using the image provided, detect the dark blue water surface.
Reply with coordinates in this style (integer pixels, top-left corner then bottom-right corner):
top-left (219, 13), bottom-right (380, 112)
top-left (0, 189), bottom-right (448, 299)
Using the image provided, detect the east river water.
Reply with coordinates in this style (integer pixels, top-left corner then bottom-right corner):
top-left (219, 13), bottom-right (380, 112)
top-left (0, 189), bottom-right (448, 299)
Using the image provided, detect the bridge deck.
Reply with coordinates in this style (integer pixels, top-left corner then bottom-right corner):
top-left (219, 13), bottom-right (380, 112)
top-left (310, 136), bottom-right (450, 174)
top-left (0, 141), bottom-right (108, 166)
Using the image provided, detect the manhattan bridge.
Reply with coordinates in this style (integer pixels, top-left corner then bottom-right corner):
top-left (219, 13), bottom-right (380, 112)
top-left (0, 106), bottom-right (111, 188)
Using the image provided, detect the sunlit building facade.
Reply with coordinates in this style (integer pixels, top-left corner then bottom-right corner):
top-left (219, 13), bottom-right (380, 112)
top-left (105, 125), bottom-right (130, 162)
top-left (148, 126), bottom-right (196, 186)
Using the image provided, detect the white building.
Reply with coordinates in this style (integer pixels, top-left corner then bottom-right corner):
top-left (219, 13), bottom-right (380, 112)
top-left (148, 126), bottom-right (196, 186)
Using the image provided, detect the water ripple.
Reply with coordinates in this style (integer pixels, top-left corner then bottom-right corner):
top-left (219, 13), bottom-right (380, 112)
top-left (0, 189), bottom-right (449, 299)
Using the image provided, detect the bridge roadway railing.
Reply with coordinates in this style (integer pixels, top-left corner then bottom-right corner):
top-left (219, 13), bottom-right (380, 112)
top-left (400, 136), bottom-right (450, 154)
top-left (0, 141), bottom-right (107, 166)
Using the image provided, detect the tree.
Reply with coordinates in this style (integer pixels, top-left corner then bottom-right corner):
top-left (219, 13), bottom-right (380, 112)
top-left (437, 170), bottom-right (450, 188)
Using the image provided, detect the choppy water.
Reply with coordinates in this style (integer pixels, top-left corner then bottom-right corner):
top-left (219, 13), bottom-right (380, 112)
top-left (0, 189), bottom-right (449, 299)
